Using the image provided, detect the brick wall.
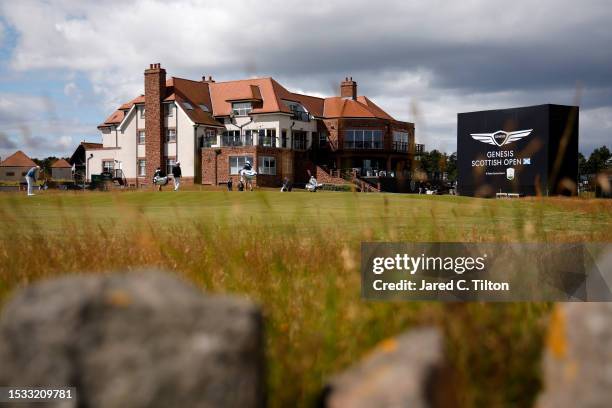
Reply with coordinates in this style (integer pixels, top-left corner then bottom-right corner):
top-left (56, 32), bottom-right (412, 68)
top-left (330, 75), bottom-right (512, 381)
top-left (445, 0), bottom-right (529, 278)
top-left (322, 119), bottom-right (340, 151)
top-left (144, 63), bottom-right (166, 183)
top-left (340, 78), bottom-right (357, 99)
top-left (200, 147), bottom-right (295, 188)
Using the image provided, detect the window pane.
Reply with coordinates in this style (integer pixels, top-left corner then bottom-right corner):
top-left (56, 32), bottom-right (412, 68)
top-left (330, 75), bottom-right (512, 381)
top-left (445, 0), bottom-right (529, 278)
top-left (166, 159), bottom-right (175, 175)
top-left (373, 131), bottom-right (383, 149)
top-left (230, 156), bottom-right (253, 174)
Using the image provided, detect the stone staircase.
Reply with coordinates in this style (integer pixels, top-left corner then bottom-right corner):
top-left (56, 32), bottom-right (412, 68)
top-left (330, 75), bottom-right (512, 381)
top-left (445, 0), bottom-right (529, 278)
top-left (315, 166), bottom-right (381, 193)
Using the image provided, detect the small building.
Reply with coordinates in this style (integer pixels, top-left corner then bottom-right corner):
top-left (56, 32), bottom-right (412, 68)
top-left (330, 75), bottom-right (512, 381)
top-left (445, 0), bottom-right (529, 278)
top-left (0, 150), bottom-right (37, 182)
top-left (51, 158), bottom-right (72, 180)
top-left (69, 142), bottom-right (102, 178)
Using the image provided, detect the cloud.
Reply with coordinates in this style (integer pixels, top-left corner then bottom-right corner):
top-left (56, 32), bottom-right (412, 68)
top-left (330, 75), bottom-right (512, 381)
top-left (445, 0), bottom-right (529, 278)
top-left (63, 82), bottom-right (83, 102)
top-left (0, 93), bottom-right (94, 158)
top-left (0, 0), bottom-right (610, 154)
top-left (0, 132), bottom-right (17, 149)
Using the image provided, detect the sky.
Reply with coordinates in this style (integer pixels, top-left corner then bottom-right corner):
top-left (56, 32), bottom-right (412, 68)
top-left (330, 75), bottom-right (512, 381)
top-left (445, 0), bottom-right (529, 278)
top-left (0, 0), bottom-right (610, 159)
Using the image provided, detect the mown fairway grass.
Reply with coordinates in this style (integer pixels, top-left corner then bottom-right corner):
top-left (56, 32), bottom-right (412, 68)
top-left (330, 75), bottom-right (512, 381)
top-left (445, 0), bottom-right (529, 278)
top-left (1, 190), bottom-right (611, 407)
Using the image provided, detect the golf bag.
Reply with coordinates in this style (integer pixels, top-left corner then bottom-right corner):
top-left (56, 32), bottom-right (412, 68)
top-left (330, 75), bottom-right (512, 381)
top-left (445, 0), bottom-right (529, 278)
top-left (305, 176), bottom-right (323, 192)
top-left (153, 176), bottom-right (169, 186)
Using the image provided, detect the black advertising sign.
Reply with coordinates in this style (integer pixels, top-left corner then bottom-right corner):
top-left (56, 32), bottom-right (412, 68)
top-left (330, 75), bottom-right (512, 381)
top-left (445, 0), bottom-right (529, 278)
top-left (457, 104), bottom-right (578, 197)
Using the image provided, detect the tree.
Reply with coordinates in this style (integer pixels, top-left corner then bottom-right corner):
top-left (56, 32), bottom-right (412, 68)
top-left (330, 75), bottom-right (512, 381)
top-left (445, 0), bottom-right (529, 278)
top-left (578, 152), bottom-right (588, 177)
top-left (446, 152), bottom-right (457, 182)
top-left (32, 156), bottom-right (69, 179)
top-left (585, 146), bottom-right (611, 175)
top-left (418, 149), bottom-right (446, 181)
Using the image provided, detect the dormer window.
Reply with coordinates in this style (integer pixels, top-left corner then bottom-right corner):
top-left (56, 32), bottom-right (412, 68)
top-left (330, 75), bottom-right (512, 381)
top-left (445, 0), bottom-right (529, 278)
top-left (232, 102), bottom-right (252, 116)
top-left (283, 100), bottom-right (309, 122)
top-left (182, 102), bottom-right (193, 110)
top-left (199, 104), bottom-right (210, 112)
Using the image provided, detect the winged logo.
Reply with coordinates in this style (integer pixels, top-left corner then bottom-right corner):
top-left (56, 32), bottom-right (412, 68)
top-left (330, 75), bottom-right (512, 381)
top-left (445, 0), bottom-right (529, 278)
top-left (470, 129), bottom-right (532, 147)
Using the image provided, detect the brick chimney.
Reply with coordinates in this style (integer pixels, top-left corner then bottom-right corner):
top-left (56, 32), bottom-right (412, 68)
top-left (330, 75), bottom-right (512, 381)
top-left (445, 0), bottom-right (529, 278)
top-left (144, 63), bottom-right (166, 182)
top-left (340, 77), bottom-right (357, 100)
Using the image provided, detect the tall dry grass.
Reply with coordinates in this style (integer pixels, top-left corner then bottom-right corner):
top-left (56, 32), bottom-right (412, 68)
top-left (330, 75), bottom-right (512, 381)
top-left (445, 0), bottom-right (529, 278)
top-left (0, 190), bottom-right (610, 406)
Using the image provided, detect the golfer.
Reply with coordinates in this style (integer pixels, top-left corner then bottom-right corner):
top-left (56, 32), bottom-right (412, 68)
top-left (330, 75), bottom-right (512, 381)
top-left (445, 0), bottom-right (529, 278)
top-left (240, 160), bottom-right (254, 191)
top-left (172, 161), bottom-right (182, 191)
top-left (25, 165), bottom-right (40, 196)
top-left (153, 167), bottom-right (166, 191)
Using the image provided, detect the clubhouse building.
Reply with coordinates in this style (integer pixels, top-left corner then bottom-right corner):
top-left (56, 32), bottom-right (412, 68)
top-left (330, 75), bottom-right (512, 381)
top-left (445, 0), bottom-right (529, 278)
top-left (90, 64), bottom-right (421, 188)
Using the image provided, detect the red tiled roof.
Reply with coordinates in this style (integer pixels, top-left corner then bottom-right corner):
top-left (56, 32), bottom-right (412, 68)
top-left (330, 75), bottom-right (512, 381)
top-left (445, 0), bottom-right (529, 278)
top-left (323, 96), bottom-right (395, 120)
top-left (100, 110), bottom-right (125, 127)
top-left (101, 75), bottom-right (400, 127)
top-left (208, 77), bottom-right (292, 116)
top-left (51, 158), bottom-right (71, 168)
top-left (356, 96), bottom-right (394, 120)
top-left (170, 77), bottom-right (223, 127)
top-left (0, 150), bottom-right (36, 167)
top-left (290, 93), bottom-right (325, 117)
top-left (119, 95), bottom-right (145, 110)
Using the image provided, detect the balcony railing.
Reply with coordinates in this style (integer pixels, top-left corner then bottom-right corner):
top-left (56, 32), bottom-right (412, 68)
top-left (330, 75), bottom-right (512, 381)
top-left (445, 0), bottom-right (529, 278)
top-left (293, 139), bottom-right (307, 150)
top-left (393, 141), bottom-right (410, 152)
top-left (392, 142), bottom-right (426, 154)
top-left (291, 111), bottom-right (310, 122)
top-left (258, 136), bottom-right (278, 147)
top-left (221, 135), bottom-right (254, 147)
top-left (344, 141), bottom-right (383, 149)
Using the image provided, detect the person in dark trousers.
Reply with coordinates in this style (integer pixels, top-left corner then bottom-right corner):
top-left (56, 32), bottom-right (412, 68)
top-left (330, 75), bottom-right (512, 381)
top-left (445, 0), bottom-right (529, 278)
top-left (153, 167), bottom-right (166, 191)
top-left (227, 178), bottom-right (233, 191)
top-left (172, 162), bottom-right (182, 191)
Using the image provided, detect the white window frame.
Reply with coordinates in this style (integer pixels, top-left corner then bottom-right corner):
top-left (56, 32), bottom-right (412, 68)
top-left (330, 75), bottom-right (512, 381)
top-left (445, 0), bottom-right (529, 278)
top-left (166, 128), bottom-right (177, 143)
top-left (258, 156), bottom-right (276, 175)
top-left (222, 130), bottom-right (242, 146)
top-left (232, 102), bottom-right (252, 116)
top-left (393, 131), bottom-right (409, 143)
top-left (257, 129), bottom-right (277, 147)
top-left (166, 158), bottom-right (176, 176)
top-left (138, 130), bottom-right (146, 144)
top-left (165, 103), bottom-right (174, 117)
top-left (138, 159), bottom-right (146, 176)
top-left (229, 156), bottom-right (254, 175)
top-left (102, 160), bottom-right (114, 173)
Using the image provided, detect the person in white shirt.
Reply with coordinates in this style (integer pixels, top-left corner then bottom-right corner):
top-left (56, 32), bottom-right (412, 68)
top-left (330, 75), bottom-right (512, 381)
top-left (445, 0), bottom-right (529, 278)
top-left (25, 165), bottom-right (40, 196)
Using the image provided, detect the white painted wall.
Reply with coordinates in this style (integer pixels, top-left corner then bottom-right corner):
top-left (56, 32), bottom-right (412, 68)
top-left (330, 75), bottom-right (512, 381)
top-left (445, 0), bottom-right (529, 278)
top-left (85, 148), bottom-right (120, 181)
top-left (176, 105), bottom-right (197, 177)
top-left (117, 108), bottom-right (137, 179)
top-left (91, 103), bottom-right (317, 182)
top-left (226, 113), bottom-right (317, 148)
